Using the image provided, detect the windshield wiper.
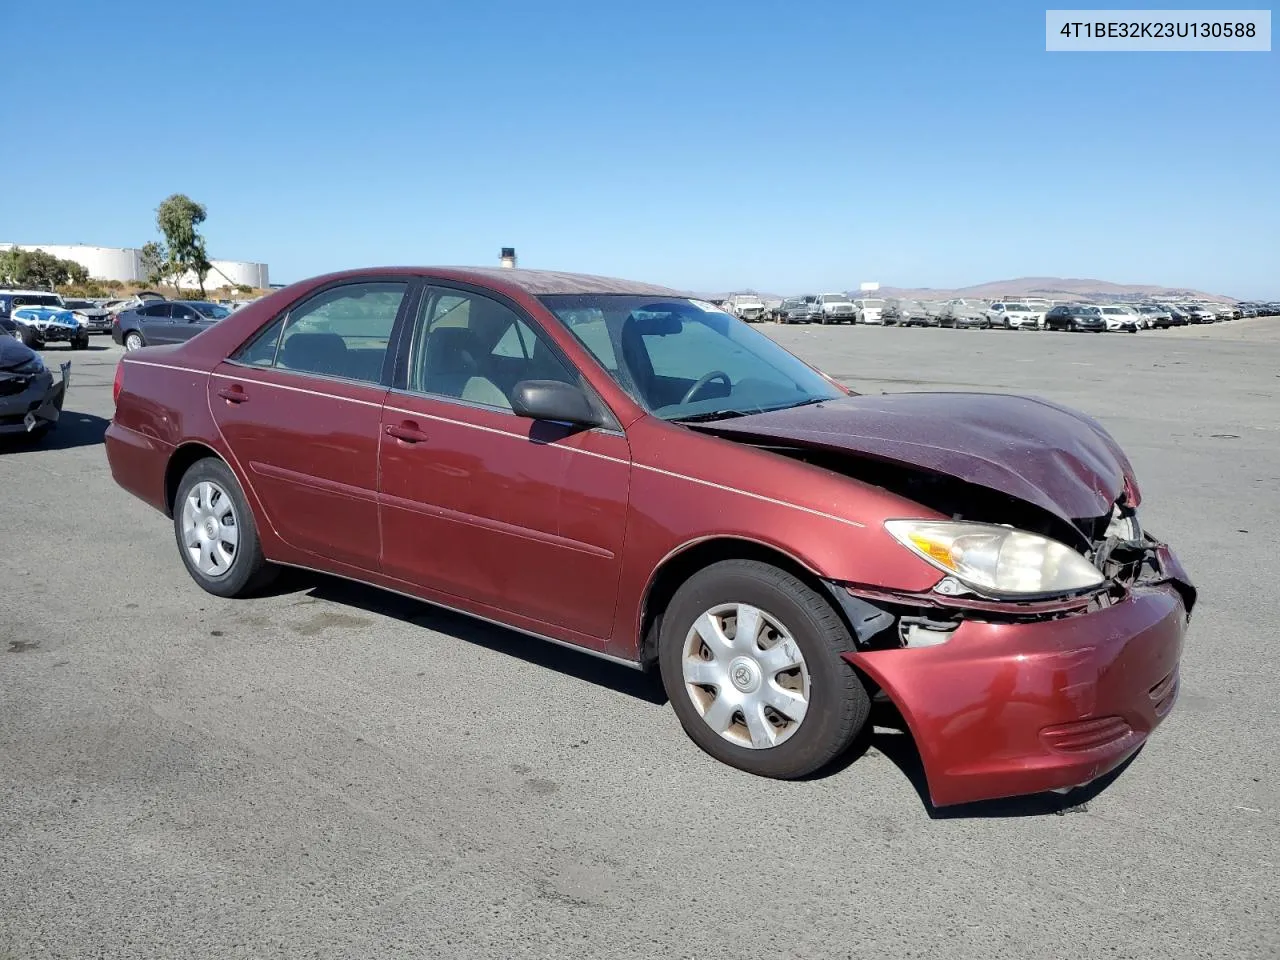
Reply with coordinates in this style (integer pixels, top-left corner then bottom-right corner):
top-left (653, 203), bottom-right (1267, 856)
top-left (671, 409), bottom-right (750, 423)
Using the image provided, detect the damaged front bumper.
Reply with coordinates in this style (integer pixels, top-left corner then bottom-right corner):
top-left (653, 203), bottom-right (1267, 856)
top-left (0, 361), bottom-right (70, 435)
top-left (837, 542), bottom-right (1194, 807)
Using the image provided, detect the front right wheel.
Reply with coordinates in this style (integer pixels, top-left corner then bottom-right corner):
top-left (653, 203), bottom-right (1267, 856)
top-left (658, 560), bottom-right (870, 779)
top-left (124, 331), bottom-right (144, 351)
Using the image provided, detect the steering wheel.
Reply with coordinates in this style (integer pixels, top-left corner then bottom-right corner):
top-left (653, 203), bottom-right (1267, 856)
top-left (681, 371), bottom-right (732, 406)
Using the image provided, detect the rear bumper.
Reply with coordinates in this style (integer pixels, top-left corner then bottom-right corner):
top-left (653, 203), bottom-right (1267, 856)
top-left (104, 421), bottom-right (172, 514)
top-left (848, 560), bottom-right (1191, 807)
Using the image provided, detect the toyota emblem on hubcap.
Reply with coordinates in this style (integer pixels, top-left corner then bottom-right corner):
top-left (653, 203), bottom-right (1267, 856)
top-left (728, 657), bottom-right (761, 693)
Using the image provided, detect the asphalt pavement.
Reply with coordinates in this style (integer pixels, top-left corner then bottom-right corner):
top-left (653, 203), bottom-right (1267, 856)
top-left (2, 320), bottom-right (1277, 959)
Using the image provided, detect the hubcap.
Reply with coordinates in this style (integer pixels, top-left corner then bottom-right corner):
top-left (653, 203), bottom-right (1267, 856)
top-left (180, 480), bottom-right (239, 578)
top-left (681, 603), bottom-right (810, 749)
top-left (125, 333), bottom-right (141, 350)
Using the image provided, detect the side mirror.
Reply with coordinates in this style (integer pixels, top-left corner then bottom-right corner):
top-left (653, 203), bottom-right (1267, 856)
top-left (510, 380), bottom-right (602, 428)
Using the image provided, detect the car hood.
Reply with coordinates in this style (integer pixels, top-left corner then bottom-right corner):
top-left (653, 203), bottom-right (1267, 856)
top-left (698, 393), bottom-right (1138, 524)
top-left (0, 336), bottom-right (40, 371)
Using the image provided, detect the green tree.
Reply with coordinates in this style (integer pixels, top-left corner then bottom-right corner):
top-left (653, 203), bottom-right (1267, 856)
top-left (156, 194), bottom-right (212, 296)
top-left (0, 247), bottom-right (89, 288)
top-left (138, 241), bottom-right (169, 289)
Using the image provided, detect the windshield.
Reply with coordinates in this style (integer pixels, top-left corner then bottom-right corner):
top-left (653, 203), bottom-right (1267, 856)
top-left (860, 299), bottom-right (885, 308)
top-left (11, 294), bottom-right (62, 307)
top-left (187, 302), bottom-right (231, 319)
top-left (62, 299), bottom-right (93, 309)
top-left (1006, 304), bottom-right (1030, 311)
top-left (1101, 307), bottom-right (1124, 314)
top-left (823, 295), bottom-right (850, 304)
top-left (541, 295), bottom-right (844, 421)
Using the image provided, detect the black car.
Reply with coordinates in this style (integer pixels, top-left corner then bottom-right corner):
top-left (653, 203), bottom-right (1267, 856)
top-left (1044, 304), bottom-right (1106, 332)
top-left (775, 297), bottom-right (817, 323)
top-left (0, 335), bottom-right (70, 441)
top-left (112, 300), bottom-right (232, 351)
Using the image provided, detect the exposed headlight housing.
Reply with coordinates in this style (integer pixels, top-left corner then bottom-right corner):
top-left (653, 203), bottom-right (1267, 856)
top-left (885, 520), bottom-right (1105, 597)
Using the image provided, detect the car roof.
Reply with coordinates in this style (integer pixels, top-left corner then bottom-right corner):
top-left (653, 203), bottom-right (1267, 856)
top-left (298, 266), bottom-right (690, 298)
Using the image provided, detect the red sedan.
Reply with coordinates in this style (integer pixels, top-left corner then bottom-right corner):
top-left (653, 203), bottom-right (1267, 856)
top-left (105, 267), bottom-right (1195, 806)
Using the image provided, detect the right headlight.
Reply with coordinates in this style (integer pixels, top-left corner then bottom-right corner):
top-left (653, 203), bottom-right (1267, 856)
top-left (885, 520), bottom-right (1105, 597)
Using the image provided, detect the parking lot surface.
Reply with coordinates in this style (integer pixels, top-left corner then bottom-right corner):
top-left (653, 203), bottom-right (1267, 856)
top-left (2, 322), bottom-right (1277, 959)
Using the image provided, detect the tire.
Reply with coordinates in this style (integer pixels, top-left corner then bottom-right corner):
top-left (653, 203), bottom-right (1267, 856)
top-left (658, 559), bottom-right (870, 779)
top-left (173, 457), bottom-right (277, 598)
top-left (71, 335), bottom-right (89, 350)
top-left (123, 331), bottom-right (144, 351)
top-left (20, 328), bottom-right (43, 349)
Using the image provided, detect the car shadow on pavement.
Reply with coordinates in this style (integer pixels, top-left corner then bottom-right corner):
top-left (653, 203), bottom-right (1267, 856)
top-left (851, 699), bottom-right (1141, 819)
top-left (0, 411), bottom-right (109, 452)
top-left (275, 570), bottom-right (670, 706)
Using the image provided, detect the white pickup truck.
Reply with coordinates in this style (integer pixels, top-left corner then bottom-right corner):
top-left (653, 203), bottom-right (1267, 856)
top-left (725, 293), bottom-right (767, 322)
top-left (814, 292), bottom-right (856, 323)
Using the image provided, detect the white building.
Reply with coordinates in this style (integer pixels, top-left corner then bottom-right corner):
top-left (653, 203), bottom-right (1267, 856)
top-left (0, 242), bottom-right (269, 290)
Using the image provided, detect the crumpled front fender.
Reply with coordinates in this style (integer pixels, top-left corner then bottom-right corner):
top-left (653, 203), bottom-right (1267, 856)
top-left (27, 361), bottom-right (70, 430)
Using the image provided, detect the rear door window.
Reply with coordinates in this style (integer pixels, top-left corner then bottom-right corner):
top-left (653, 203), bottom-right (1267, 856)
top-left (233, 282), bottom-right (408, 384)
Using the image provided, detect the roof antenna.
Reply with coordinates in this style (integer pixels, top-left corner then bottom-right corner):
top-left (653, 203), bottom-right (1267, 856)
top-left (500, 247), bottom-right (517, 269)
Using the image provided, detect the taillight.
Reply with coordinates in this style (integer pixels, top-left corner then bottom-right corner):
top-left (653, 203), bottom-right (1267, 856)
top-left (112, 362), bottom-right (124, 405)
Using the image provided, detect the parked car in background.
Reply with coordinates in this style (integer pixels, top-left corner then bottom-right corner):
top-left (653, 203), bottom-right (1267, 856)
top-left (105, 291), bottom-right (166, 317)
top-left (1185, 305), bottom-right (1217, 324)
top-left (10, 303), bottom-right (90, 349)
top-left (921, 301), bottom-right (949, 325)
top-left (105, 265), bottom-right (1195, 807)
top-left (725, 293), bottom-right (767, 323)
top-left (1111, 304), bottom-right (1146, 329)
top-left (0, 289), bottom-right (65, 321)
top-left (1137, 304), bottom-right (1173, 328)
top-left (1044, 304), bottom-right (1106, 332)
top-left (884, 299), bottom-right (932, 326)
top-left (1214, 304), bottom-right (1236, 321)
top-left (1166, 305), bottom-right (1194, 325)
top-left (0, 335), bottom-right (71, 440)
top-left (112, 300), bottom-right (232, 351)
top-left (853, 298), bottom-right (887, 324)
top-left (61, 297), bottom-right (114, 334)
top-left (1097, 306), bottom-right (1139, 333)
top-left (939, 299), bottom-right (990, 328)
top-left (984, 301), bottom-right (1039, 329)
top-left (775, 297), bottom-right (817, 323)
top-left (814, 292), bottom-right (856, 323)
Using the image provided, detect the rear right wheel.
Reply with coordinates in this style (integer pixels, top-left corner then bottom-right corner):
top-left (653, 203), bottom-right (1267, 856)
top-left (173, 458), bottom-right (276, 598)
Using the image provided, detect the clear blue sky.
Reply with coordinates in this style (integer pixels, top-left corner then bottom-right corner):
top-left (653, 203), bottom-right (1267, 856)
top-left (4, 0), bottom-right (1277, 296)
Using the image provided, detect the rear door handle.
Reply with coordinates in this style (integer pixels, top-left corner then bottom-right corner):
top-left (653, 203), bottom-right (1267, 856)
top-left (217, 386), bottom-right (249, 404)
top-left (385, 421), bottom-right (429, 444)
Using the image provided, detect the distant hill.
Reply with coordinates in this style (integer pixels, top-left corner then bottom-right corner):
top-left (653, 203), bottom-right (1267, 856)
top-left (870, 276), bottom-right (1233, 303)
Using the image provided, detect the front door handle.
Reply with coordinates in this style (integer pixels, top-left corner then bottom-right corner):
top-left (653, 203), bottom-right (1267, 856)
top-left (385, 421), bottom-right (429, 444)
top-left (217, 386), bottom-right (249, 404)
